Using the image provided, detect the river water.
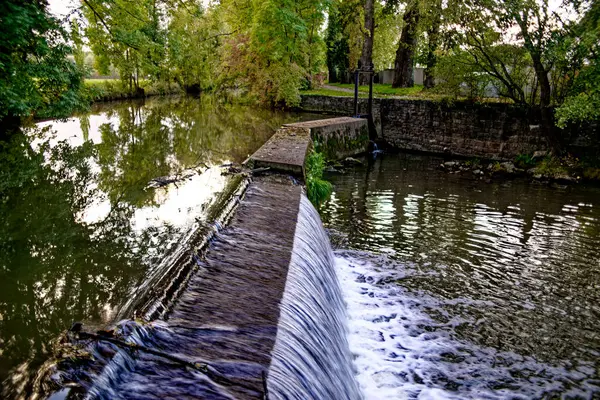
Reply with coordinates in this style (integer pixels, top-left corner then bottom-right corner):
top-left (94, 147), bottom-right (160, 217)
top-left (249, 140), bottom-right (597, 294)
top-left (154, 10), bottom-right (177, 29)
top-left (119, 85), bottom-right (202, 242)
top-left (320, 153), bottom-right (600, 399)
top-left (2, 96), bottom-right (599, 399)
top-left (0, 96), bottom-right (324, 398)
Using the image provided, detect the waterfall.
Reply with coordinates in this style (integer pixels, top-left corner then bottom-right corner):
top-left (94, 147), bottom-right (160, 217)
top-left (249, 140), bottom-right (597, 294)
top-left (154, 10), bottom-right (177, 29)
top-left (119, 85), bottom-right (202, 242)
top-left (44, 191), bottom-right (361, 400)
top-left (267, 195), bottom-right (362, 400)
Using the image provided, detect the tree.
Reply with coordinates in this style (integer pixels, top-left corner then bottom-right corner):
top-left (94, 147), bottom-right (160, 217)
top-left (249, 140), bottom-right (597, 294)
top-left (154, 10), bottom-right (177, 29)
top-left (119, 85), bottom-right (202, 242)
top-left (373, 2), bottom-right (403, 71)
top-left (422, 0), bottom-right (442, 88)
top-left (555, 0), bottom-right (600, 127)
top-left (447, 0), bottom-right (581, 144)
top-left (71, 19), bottom-right (87, 70)
top-left (166, 2), bottom-right (224, 93)
top-left (0, 0), bottom-right (85, 136)
top-left (393, 0), bottom-right (421, 88)
top-left (81, 0), bottom-right (168, 93)
top-left (359, 0), bottom-right (375, 84)
top-left (326, 3), bottom-right (351, 83)
top-left (325, 0), bottom-right (363, 83)
top-left (220, 0), bottom-right (328, 106)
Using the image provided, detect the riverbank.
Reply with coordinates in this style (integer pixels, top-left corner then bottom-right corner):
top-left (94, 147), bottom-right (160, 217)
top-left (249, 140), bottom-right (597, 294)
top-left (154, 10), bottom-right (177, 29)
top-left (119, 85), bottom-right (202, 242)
top-left (436, 154), bottom-right (600, 184)
top-left (84, 79), bottom-right (184, 102)
top-left (298, 94), bottom-right (600, 183)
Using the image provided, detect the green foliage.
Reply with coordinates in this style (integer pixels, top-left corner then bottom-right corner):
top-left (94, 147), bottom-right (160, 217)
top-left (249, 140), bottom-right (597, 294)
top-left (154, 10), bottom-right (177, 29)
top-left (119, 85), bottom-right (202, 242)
top-left (83, 79), bottom-right (182, 102)
top-left (430, 0), bottom-right (600, 127)
top-left (70, 19), bottom-right (87, 70)
top-left (0, 1), bottom-right (86, 127)
top-left (167, 3), bottom-right (223, 91)
top-left (556, 93), bottom-right (600, 128)
top-left (582, 167), bottom-right (600, 180)
top-left (555, 1), bottom-right (600, 127)
top-left (219, 0), bottom-right (328, 106)
top-left (434, 46), bottom-right (530, 101)
top-left (305, 150), bottom-right (333, 206)
top-left (326, 2), bottom-right (351, 83)
top-left (464, 157), bottom-right (481, 167)
top-left (535, 157), bottom-right (569, 176)
top-left (81, 0), bottom-right (169, 92)
top-left (373, 2), bottom-right (402, 71)
top-left (515, 153), bottom-right (535, 168)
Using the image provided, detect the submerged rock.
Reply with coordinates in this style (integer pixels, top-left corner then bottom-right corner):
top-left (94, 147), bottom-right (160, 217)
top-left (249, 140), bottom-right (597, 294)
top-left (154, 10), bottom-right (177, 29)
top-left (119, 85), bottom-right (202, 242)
top-left (500, 162), bottom-right (516, 174)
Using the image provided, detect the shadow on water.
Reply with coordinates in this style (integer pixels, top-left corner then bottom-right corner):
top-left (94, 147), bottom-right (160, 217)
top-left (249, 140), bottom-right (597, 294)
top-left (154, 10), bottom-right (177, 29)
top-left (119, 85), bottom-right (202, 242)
top-left (320, 152), bottom-right (600, 398)
top-left (0, 95), bottom-right (326, 398)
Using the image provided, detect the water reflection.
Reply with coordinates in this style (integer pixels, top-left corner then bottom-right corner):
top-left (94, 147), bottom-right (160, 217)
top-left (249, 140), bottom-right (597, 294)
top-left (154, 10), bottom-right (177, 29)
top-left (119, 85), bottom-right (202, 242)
top-left (0, 96), bottom-right (323, 398)
top-left (320, 153), bottom-right (600, 396)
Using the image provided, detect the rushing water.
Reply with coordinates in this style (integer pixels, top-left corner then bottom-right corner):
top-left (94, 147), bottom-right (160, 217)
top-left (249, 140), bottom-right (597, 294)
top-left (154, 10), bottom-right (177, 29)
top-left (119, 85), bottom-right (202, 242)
top-left (41, 191), bottom-right (360, 400)
top-left (320, 153), bottom-right (600, 399)
top-left (0, 95), bottom-right (325, 398)
top-left (268, 196), bottom-right (361, 400)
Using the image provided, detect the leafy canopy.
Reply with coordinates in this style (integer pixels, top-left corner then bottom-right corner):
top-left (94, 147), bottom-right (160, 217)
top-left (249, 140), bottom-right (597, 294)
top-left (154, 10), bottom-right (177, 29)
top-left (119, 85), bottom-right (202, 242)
top-left (0, 0), bottom-right (85, 124)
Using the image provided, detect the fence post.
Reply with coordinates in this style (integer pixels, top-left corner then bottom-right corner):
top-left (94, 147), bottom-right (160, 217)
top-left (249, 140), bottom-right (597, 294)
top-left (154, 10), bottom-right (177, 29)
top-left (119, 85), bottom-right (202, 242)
top-left (354, 69), bottom-right (359, 117)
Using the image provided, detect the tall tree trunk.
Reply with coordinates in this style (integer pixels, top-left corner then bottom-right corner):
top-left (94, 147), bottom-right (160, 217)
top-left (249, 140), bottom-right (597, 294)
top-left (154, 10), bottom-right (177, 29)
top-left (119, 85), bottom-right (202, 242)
top-left (424, 3), bottom-right (441, 89)
top-left (393, 1), bottom-right (420, 88)
top-left (359, 0), bottom-right (375, 85)
top-left (515, 14), bottom-right (559, 150)
top-left (531, 53), bottom-right (559, 149)
top-left (532, 55), bottom-right (551, 108)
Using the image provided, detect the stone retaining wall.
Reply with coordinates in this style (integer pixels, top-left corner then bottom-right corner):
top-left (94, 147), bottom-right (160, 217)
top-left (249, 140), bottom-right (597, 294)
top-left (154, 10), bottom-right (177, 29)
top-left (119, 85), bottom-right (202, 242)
top-left (299, 95), bottom-right (600, 160)
top-left (380, 99), bottom-right (549, 160)
top-left (285, 117), bottom-right (369, 161)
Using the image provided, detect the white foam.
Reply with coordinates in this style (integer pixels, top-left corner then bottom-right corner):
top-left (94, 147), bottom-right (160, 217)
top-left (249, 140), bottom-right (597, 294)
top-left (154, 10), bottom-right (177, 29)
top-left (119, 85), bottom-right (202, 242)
top-left (334, 253), bottom-right (597, 399)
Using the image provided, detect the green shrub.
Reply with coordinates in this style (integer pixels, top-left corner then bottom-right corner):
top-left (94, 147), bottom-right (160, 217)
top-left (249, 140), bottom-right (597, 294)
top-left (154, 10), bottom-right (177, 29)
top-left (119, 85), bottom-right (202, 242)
top-left (583, 168), bottom-right (600, 180)
top-left (491, 161), bottom-right (503, 173)
top-left (535, 157), bottom-right (569, 176)
top-left (305, 150), bottom-right (332, 206)
top-left (465, 157), bottom-right (481, 167)
top-left (515, 153), bottom-right (535, 168)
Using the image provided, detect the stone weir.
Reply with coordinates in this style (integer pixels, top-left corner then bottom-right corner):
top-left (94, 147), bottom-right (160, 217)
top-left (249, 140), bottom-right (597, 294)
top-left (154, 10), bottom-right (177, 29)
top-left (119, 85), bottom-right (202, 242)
top-left (48, 118), bottom-right (367, 400)
top-left (150, 180), bottom-right (305, 398)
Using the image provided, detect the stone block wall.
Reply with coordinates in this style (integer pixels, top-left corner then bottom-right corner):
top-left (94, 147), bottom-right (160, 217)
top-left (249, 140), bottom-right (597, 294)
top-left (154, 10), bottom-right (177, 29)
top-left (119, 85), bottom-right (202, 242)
top-left (299, 95), bottom-right (599, 160)
top-left (286, 117), bottom-right (369, 160)
top-left (380, 99), bottom-right (549, 160)
top-left (297, 96), bottom-right (382, 138)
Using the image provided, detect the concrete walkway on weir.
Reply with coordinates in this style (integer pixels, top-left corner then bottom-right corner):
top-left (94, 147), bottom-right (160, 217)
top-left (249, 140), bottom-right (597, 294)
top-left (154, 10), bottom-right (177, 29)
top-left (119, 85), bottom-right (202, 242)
top-left (248, 116), bottom-right (369, 175)
top-left (162, 179), bottom-right (303, 399)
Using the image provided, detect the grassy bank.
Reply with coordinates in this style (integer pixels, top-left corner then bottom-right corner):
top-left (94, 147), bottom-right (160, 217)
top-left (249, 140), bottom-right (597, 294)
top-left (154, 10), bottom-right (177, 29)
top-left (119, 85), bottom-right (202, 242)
top-left (301, 83), bottom-right (423, 99)
top-left (301, 83), bottom-right (512, 103)
top-left (84, 79), bottom-right (183, 102)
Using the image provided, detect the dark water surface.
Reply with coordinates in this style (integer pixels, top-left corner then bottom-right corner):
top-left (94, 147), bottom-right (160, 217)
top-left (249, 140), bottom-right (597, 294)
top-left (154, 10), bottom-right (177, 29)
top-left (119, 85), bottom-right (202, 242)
top-left (0, 96), bottom-right (323, 398)
top-left (320, 153), bottom-right (600, 398)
